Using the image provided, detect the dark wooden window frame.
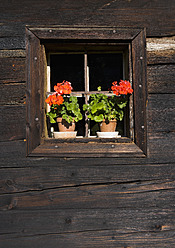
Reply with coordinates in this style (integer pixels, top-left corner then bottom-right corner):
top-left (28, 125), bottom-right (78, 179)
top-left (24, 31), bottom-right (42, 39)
top-left (26, 26), bottom-right (147, 158)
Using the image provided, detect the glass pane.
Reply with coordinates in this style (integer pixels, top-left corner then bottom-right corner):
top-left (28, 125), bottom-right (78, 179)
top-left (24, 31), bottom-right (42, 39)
top-left (50, 54), bottom-right (84, 91)
top-left (88, 53), bottom-right (123, 91)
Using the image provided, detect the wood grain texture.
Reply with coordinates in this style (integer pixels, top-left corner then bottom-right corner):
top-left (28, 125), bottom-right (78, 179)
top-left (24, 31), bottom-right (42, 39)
top-left (0, 106), bottom-right (26, 141)
top-left (0, 164), bottom-right (175, 194)
top-left (0, 1), bottom-right (175, 247)
top-left (0, 49), bottom-right (26, 58)
top-left (0, 57), bottom-right (25, 81)
top-left (29, 26), bottom-right (140, 40)
top-left (131, 29), bottom-right (147, 154)
top-left (147, 65), bottom-right (175, 94)
top-left (0, 230), bottom-right (175, 248)
top-left (30, 142), bottom-right (145, 158)
top-left (0, 0), bottom-right (174, 37)
top-left (0, 179), bottom-right (175, 211)
top-left (148, 94), bottom-right (175, 132)
top-left (0, 208), bottom-right (174, 236)
top-left (0, 83), bottom-right (26, 105)
top-left (26, 28), bottom-right (42, 154)
top-left (148, 132), bottom-right (175, 159)
top-left (0, 140), bottom-right (175, 167)
top-left (84, 8), bottom-right (175, 37)
top-left (147, 36), bottom-right (175, 64)
top-left (0, 36), bottom-right (25, 50)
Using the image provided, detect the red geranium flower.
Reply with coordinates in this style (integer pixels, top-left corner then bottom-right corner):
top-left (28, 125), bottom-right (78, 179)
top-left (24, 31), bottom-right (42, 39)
top-left (111, 80), bottom-right (133, 96)
top-left (54, 80), bottom-right (73, 95)
top-left (45, 94), bottom-right (64, 106)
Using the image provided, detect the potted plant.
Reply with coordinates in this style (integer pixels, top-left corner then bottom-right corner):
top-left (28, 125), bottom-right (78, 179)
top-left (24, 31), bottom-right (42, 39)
top-left (45, 80), bottom-right (83, 138)
top-left (83, 80), bottom-right (133, 137)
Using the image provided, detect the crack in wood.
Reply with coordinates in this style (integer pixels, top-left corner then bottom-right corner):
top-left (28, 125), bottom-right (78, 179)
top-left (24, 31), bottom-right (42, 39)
top-left (0, 179), bottom-right (175, 196)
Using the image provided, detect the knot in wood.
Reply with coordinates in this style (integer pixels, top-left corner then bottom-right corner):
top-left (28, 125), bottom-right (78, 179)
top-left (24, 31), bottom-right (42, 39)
top-left (155, 224), bottom-right (162, 231)
top-left (65, 218), bottom-right (72, 224)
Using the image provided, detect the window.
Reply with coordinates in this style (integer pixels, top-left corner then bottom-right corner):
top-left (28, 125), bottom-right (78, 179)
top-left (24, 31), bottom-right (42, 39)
top-left (47, 45), bottom-right (130, 138)
top-left (26, 26), bottom-right (147, 157)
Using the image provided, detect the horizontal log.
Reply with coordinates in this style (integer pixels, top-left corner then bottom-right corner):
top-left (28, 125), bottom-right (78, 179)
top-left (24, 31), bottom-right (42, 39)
top-left (147, 36), bottom-right (175, 64)
top-left (0, 106), bottom-right (26, 141)
top-left (0, 208), bottom-right (174, 236)
top-left (0, 83), bottom-right (26, 105)
top-left (0, 36), bottom-right (25, 50)
top-left (0, 57), bottom-right (25, 81)
top-left (147, 65), bottom-right (175, 93)
top-left (147, 50), bottom-right (175, 65)
top-left (0, 230), bottom-right (175, 248)
top-left (148, 94), bottom-right (175, 132)
top-left (0, 0), bottom-right (174, 37)
top-left (0, 23), bottom-right (25, 37)
top-left (0, 180), bottom-right (175, 210)
top-left (1, 163), bottom-right (175, 194)
top-left (0, 141), bottom-right (27, 161)
top-left (84, 9), bottom-right (175, 37)
top-left (0, 49), bottom-right (26, 58)
top-left (148, 132), bottom-right (175, 159)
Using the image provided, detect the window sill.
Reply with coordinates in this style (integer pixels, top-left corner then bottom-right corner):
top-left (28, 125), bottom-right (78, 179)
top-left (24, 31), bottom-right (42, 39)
top-left (29, 138), bottom-right (146, 158)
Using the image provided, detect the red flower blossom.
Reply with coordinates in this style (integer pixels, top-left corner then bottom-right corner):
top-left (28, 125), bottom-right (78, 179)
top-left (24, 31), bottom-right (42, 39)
top-left (54, 80), bottom-right (73, 95)
top-left (45, 94), bottom-right (64, 106)
top-left (45, 81), bottom-right (73, 106)
top-left (111, 80), bottom-right (133, 96)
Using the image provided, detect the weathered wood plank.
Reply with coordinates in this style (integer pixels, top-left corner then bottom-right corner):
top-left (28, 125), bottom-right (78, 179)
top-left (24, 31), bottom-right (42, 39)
top-left (148, 94), bottom-right (175, 159)
top-left (0, 36), bottom-right (25, 50)
top-left (26, 28), bottom-right (42, 154)
top-left (147, 65), bottom-right (175, 93)
top-left (147, 36), bottom-right (175, 64)
top-left (148, 94), bottom-right (175, 132)
top-left (131, 29), bottom-right (147, 154)
top-left (147, 49), bottom-right (175, 65)
top-left (1, 231), bottom-right (174, 248)
top-left (0, 232), bottom-right (174, 248)
top-left (0, 57), bottom-right (25, 81)
top-left (0, 24), bottom-right (26, 38)
top-left (0, 83), bottom-right (26, 105)
top-left (29, 26), bottom-right (140, 40)
top-left (148, 132), bottom-right (175, 159)
top-left (1, 164), bottom-right (175, 194)
top-left (0, 208), bottom-right (174, 236)
top-left (0, 106), bottom-right (25, 141)
top-left (0, 49), bottom-right (26, 58)
top-left (85, 8), bottom-right (175, 37)
top-left (30, 142), bottom-right (145, 158)
top-left (0, 0), bottom-right (174, 37)
top-left (0, 139), bottom-right (175, 166)
top-left (0, 180), bottom-right (175, 210)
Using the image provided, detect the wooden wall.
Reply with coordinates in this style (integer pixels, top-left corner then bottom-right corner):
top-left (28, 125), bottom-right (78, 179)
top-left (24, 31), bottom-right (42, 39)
top-left (0, 1), bottom-right (175, 247)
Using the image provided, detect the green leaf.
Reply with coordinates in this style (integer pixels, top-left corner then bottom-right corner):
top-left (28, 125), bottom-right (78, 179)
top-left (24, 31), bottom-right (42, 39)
top-left (118, 101), bottom-right (127, 109)
top-left (97, 86), bottom-right (101, 91)
top-left (83, 104), bottom-right (88, 111)
top-left (94, 114), bottom-right (104, 122)
top-left (47, 112), bottom-right (57, 123)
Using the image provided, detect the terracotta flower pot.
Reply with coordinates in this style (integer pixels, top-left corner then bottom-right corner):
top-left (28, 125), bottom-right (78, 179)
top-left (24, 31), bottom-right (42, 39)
top-left (100, 119), bottom-right (117, 132)
top-left (56, 117), bottom-right (75, 132)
